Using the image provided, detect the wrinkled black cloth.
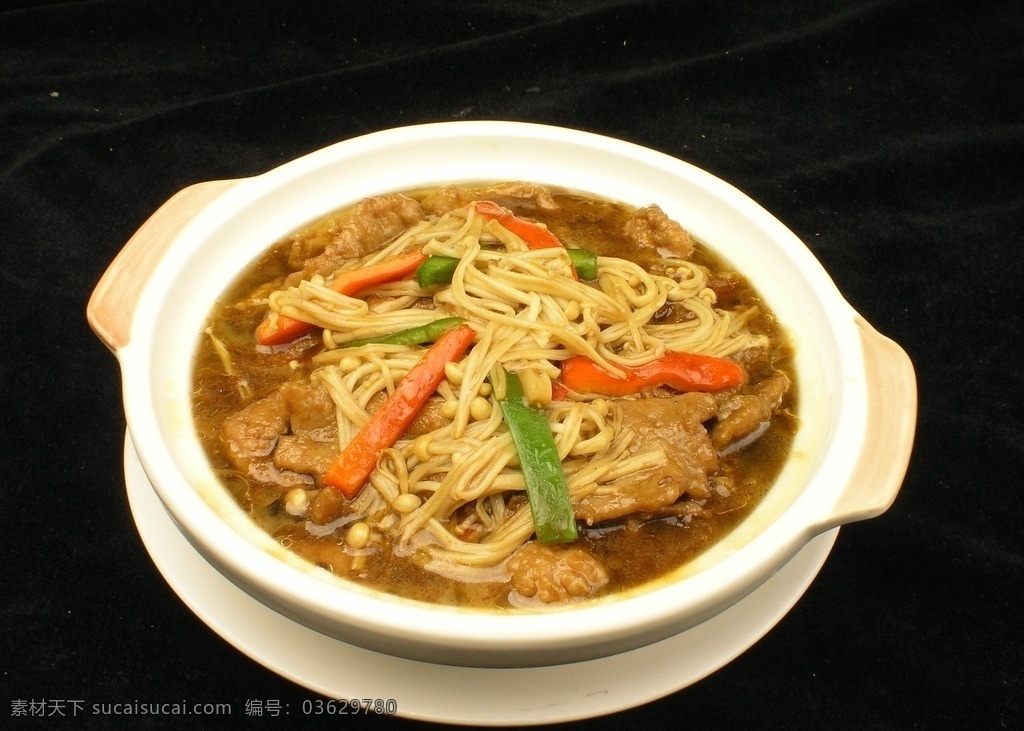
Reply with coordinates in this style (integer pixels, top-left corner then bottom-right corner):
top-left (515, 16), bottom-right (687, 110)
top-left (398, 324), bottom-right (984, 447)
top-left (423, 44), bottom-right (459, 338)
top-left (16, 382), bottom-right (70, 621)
top-left (2, 1), bottom-right (1021, 729)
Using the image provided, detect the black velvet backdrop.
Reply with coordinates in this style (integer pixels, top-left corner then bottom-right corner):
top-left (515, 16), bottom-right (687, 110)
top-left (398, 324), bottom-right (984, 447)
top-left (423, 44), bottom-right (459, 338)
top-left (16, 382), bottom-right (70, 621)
top-left (2, 1), bottom-right (1021, 729)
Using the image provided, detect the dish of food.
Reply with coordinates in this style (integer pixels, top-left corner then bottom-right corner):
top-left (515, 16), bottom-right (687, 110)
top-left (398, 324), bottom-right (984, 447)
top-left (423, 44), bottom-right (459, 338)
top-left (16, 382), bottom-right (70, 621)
top-left (88, 121), bottom-right (916, 668)
top-left (193, 183), bottom-right (797, 609)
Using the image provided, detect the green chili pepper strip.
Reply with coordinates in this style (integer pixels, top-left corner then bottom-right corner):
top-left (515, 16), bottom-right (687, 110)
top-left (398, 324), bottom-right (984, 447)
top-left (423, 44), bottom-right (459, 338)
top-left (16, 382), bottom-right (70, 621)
top-left (497, 369), bottom-right (578, 544)
top-left (566, 248), bottom-right (598, 280)
top-left (416, 249), bottom-right (597, 289)
top-left (415, 255), bottom-right (461, 288)
top-left (342, 317), bottom-right (466, 348)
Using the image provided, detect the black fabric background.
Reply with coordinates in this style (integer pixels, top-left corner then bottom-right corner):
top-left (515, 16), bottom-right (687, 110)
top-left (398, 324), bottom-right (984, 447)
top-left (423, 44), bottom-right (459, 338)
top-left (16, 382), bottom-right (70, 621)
top-left (2, 1), bottom-right (1021, 729)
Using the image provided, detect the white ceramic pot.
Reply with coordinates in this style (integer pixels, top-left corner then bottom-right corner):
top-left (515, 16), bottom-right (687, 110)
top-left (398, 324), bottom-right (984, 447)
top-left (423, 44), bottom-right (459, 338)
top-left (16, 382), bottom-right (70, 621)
top-left (88, 121), bottom-right (916, 668)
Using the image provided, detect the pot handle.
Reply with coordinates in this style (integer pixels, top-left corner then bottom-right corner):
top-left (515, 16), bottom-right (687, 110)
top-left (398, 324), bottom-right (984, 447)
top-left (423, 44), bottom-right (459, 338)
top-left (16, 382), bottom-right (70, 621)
top-left (824, 318), bottom-right (917, 526)
top-left (87, 179), bottom-right (238, 351)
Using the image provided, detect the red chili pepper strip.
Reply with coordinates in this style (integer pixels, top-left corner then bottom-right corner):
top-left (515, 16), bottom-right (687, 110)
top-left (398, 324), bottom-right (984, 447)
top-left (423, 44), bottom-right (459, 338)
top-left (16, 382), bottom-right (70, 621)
top-left (559, 352), bottom-right (744, 397)
top-left (255, 312), bottom-right (313, 346)
top-left (308, 323), bottom-right (477, 523)
top-left (549, 380), bottom-right (573, 402)
top-left (330, 249), bottom-right (430, 296)
top-left (475, 201), bottom-right (564, 250)
top-left (256, 249), bottom-right (429, 346)
top-left (475, 201), bottom-right (580, 282)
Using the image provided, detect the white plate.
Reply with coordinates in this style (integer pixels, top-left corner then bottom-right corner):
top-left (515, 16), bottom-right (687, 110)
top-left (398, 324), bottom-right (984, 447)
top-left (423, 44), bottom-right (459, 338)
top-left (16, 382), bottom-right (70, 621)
top-left (124, 433), bottom-right (837, 726)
